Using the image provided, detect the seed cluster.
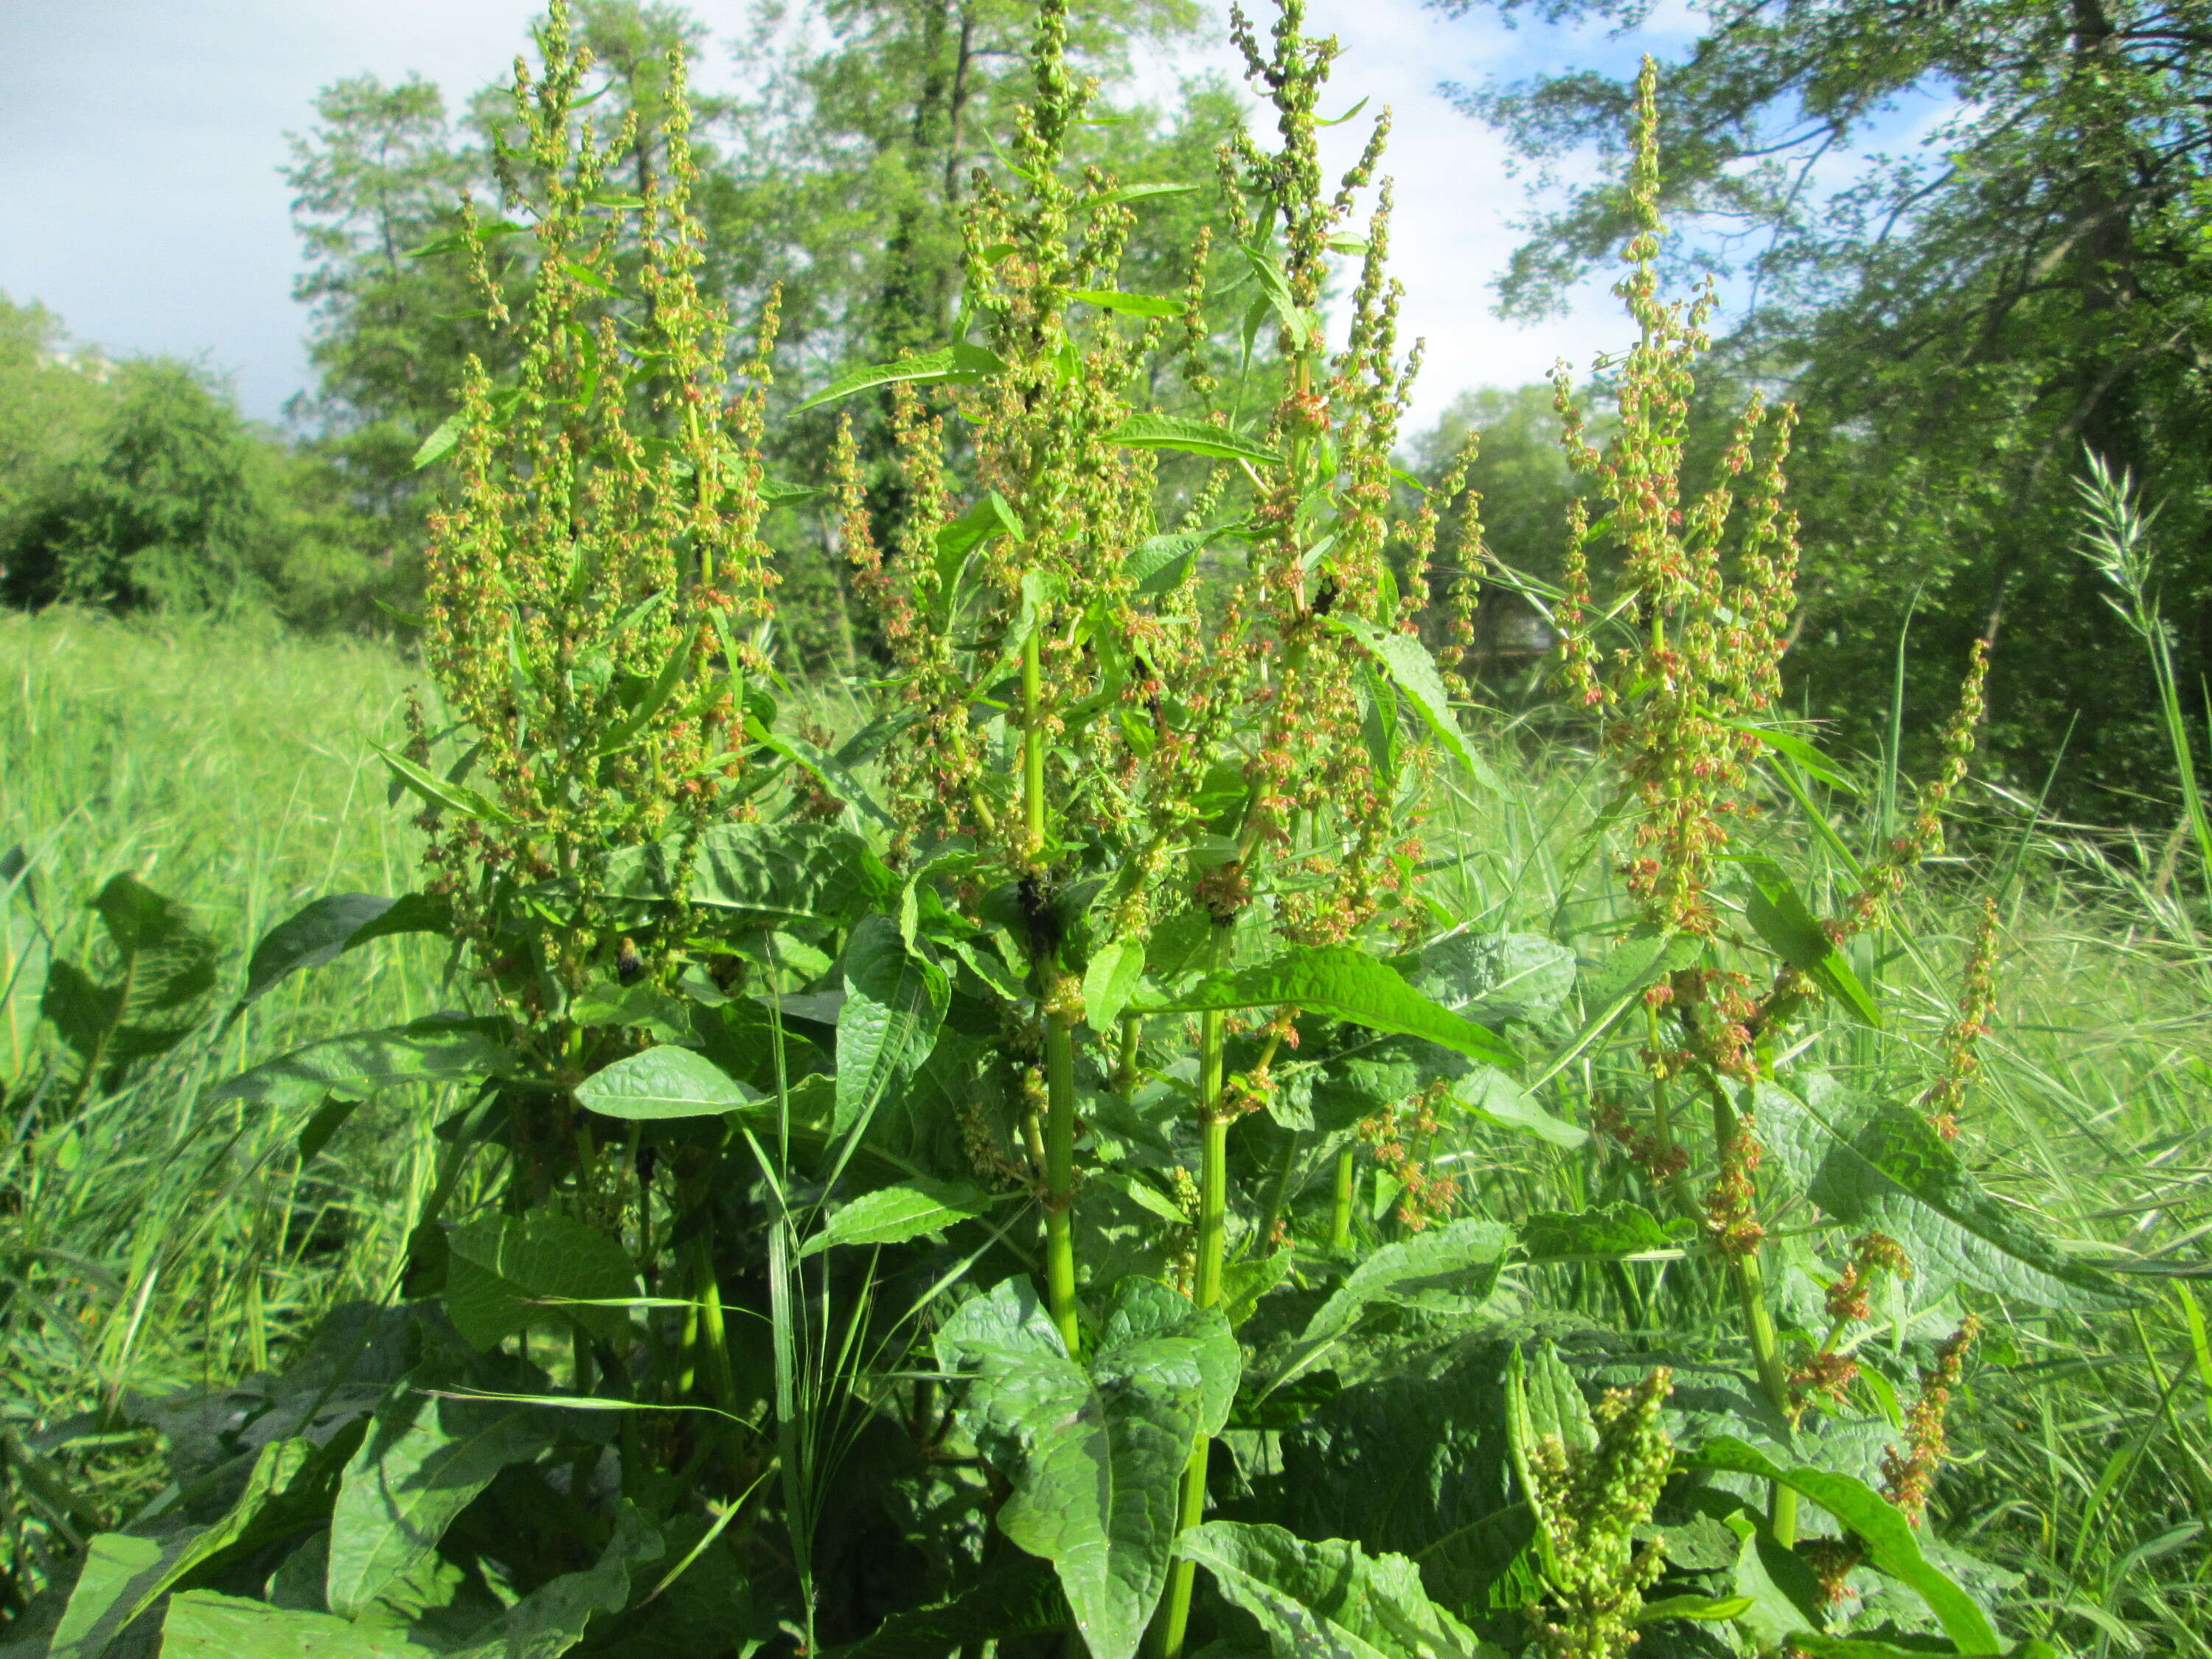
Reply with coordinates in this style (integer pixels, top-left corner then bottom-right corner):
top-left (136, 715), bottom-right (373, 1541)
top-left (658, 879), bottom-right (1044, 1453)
top-left (1525, 1368), bottom-right (1676, 1659)
top-left (417, 1), bottom-right (776, 1012)
top-left (1919, 896), bottom-right (2001, 1141)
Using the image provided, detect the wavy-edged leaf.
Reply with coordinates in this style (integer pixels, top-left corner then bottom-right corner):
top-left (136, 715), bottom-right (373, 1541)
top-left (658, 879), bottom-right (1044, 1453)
top-left (327, 1394), bottom-right (552, 1618)
top-left (836, 915), bottom-right (950, 1135)
top-left (1326, 615), bottom-right (1498, 790)
top-left (442, 1212), bottom-right (637, 1349)
top-left (799, 1177), bottom-right (995, 1257)
top-left (1520, 1202), bottom-right (1680, 1263)
top-left (936, 1277), bottom-right (1239, 1659)
top-left (574, 1045), bottom-right (755, 1120)
top-left (1270, 1220), bottom-right (1514, 1391)
top-left (1174, 1520), bottom-right (1492, 1659)
top-left (1144, 947), bottom-right (1517, 1067)
top-left (796, 341), bottom-right (1005, 412)
top-left (603, 821), bottom-right (894, 928)
top-left (1756, 1077), bottom-right (2143, 1312)
top-left (1106, 413), bottom-right (1281, 466)
top-left (209, 1015), bottom-right (512, 1107)
top-left (1691, 1436), bottom-right (1999, 1654)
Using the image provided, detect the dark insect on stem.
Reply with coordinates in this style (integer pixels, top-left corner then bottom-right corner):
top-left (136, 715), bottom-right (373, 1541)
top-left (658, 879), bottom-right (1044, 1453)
top-left (1017, 873), bottom-right (1060, 955)
top-left (1311, 576), bottom-right (1338, 616)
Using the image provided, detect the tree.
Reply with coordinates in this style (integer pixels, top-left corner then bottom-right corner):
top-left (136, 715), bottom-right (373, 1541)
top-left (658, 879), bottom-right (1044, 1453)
top-left (0, 360), bottom-right (287, 614)
top-left (1438, 0), bottom-right (2212, 821)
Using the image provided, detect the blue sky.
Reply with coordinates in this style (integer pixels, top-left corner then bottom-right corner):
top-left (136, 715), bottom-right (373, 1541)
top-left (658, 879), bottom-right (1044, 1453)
top-left (1, 0), bottom-right (1732, 433)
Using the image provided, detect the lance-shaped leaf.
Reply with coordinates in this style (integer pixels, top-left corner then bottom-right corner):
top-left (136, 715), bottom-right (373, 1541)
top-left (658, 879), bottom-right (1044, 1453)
top-left (1520, 1201), bottom-right (1680, 1263)
top-left (836, 916), bottom-right (949, 1135)
top-left (796, 341), bottom-right (1006, 411)
top-left (239, 892), bottom-right (450, 1009)
top-left (574, 1045), bottom-right (757, 1120)
top-left (208, 1015), bottom-right (512, 1108)
top-left (604, 821), bottom-right (895, 928)
top-left (1755, 1078), bottom-right (2143, 1312)
top-left (799, 1177), bottom-right (997, 1256)
top-left (1106, 413), bottom-right (1281, 466)
top-left (1082, 939), bottom-right (1146, 1033)
top-left (1326, 615), bottom-right (1499, 790)
top-left (1453, 1067), bottom-right (1586, 1148)
top-left (936, 1277), bottom-right (1239, 1659)
top-left (1143, 947), bottom-right (1517, 1066)
top-left (442, 1211), bottom-right (639, 1349)
top-left (1173, 1521), bottom-right (1492, 1659)
top-left (327, 1393), bottom-right (553, 1618)
top-left (1739, 858), bottom-right (1879, 1026)
top-left (1691, 1436), bottom-right (2000, 1655)
top-left (1069, 289), bottom-right (1183, 317)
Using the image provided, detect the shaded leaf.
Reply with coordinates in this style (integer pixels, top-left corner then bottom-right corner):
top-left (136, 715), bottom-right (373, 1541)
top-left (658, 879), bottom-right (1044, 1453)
top-left (1739, 858), bottom-right (1879, 1027)
top-left (161, 1592), bottom-right (439, 1657)
top-left (836, 916), bottom-right (949, 1135)
top-left (1520, 1202), bottom-right (1678, 1263)
top-left (821, 1559), bottom-right (1068, 1658)
top-left (445, 1503), bottom-right (662, 1659)
top-left (1271, 1220), bottom-right (1514, 1391)
top-left (442, 1213), bottom-right (637, 1350)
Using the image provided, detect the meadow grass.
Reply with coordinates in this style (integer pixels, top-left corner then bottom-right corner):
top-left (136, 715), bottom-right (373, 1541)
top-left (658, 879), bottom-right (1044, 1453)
top-left (0, 609), bottom-right (2205, 1649)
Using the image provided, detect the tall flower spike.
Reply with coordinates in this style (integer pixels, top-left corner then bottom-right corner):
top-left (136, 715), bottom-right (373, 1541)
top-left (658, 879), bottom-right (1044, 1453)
top-left (1920, 897), bottom-right (2000, 1140)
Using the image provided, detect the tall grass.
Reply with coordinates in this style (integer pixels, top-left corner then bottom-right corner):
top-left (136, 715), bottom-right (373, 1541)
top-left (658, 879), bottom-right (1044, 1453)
top-left (0, 610), bottom-right (448, 1561)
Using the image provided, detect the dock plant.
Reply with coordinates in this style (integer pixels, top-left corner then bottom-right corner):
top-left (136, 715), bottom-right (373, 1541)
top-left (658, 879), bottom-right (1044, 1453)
top-left (0, 8), bottom-right (2149, 1659)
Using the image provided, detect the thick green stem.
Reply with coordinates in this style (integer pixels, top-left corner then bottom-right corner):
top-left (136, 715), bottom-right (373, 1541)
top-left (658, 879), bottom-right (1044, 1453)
top-left (1022, 629), bottom-right (1046, 860)
top-left (1152, 925), bottom-right (1234, 1659)
top-left (1042, 1008), bottom-right (1081, 1354)
top-left (1329, 1147), bottom-right (1356, 1248)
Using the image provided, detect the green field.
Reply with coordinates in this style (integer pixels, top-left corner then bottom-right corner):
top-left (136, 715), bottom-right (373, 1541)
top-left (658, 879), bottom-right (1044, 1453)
top-left (3, 608), bottom-right (2206, 1649)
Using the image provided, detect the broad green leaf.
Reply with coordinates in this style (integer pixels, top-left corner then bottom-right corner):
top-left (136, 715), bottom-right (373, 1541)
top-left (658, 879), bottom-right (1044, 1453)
top-left (1326, 616), bottom-right (1498, 790)
top-left (568, 981), bottom-right (692, 1042)
top-left (327, 1393), bottom-right (552, 1618)
top-left (1720, 1510), bottom-right (1829, 1650)
top-left (1691, 1436), bottom-right (2000, 1654)
top-left (1270, 1220), bottom-right (1513, 1391)
top-left (603, 821), bottom-right (894, 928)
top-left (48, 1533), bottom-right (175, 1659)
top-left (574, 1045), bottom-right (755, 1120)
top-left (161, 1592), bottom-right (439, 1658)
top-left (1082, 939), bottom-right (1146, 1033)
top-left (1174, 1521), bottom-right (1493, 1659)
top-left (297, 1098), bottom-right (360, 1162)
top-left (442, 1211), bottom-right (638, 1349)
top-left (796, 341), bottom-right (1006, 411)
top-left (750, 724), bottom-right (897, 830)
top-left (445, 1503), bottom-right (662, 1659)
top-left (1144, 946), bottom-right (1517, 1067)
top-left (1739, 857), bottom-right (1879, 1026)
top-left (1106, 413), bottom-right (1281, 466)
top-left (240, 893), bottom-right (446, 1007)
top-left (836, 916), bottom-right (949, 1135)
top-left (1519, 1201), bottom-right (1678, 1262)
top-left (799, 1177), bottom-right (995, 1256)
top-left (936, 1277), bottom-right (1239, 1659)
top-left (1453, 1066), bottom-right (1586, 1148)
top-left (1069, 288), bottom-right (1183, 318)
top-left (821, 1559), bottom-right (1068, 1658)
top-left (207, 1015), bottom-right (513, 1108)
top-left (1756, 1077), bottom-right (2143, 1312)
top-left (1506, 1343), bottom-right (1599, 1585)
